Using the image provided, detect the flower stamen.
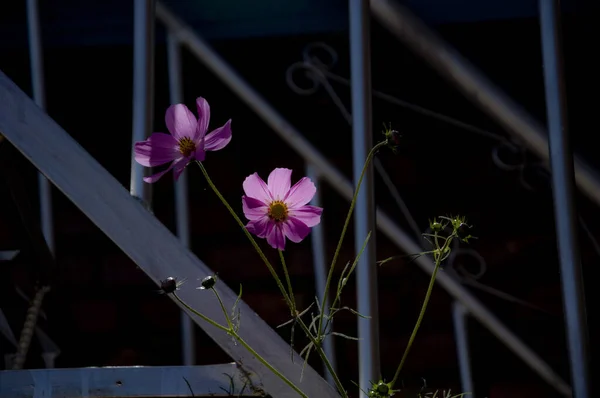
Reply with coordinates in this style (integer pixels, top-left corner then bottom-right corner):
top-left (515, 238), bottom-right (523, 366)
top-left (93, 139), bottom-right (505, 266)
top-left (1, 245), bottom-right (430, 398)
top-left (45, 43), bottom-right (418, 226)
top-left (178, 137), bottom-right (196, 157)
top-left (268, 201), bottom-right (288, 222)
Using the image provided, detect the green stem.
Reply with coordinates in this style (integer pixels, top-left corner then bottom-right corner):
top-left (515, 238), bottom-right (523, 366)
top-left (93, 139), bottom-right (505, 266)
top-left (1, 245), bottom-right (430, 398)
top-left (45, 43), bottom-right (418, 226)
top-left (279, 250), bottom-right (296, 313)
top-left (173, 293), bottom-right (229, 333)
top-left (295, 317), bottom-right (348, 398)
top-left (389, 260), bottom-right (441, 388)
top-left (316, 141), bottom-right (388, 340)
top-left (235, 335), bottom-right (309, 398)
top-left (323, 232), bottom-right (371, 336)
top-left (211, 287), bottom-right (233, 329)
top-left (196, 162), bottom-right (292, 310)
top-left (174, 293), bottom-right (307, 398)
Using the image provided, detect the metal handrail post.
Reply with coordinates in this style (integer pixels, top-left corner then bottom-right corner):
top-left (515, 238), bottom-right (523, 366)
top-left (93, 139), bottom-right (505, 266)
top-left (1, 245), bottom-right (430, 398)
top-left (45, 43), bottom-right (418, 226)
top-left (540, 1), bottom-right (589, 397)
top-left (370, 0), bottom-right (600, 209)
top-left (452, 301), bottom-right (474, 397)
top-left (130, 0), bottom-right (155, 205)
top-left (306, 165), bottom-right (337, 386)
top-left (166, 32), bottom-right (196, 366)
top-left (26, 0), bottom-right (54, 254)
top-left (154, 4), bottom-right (571, 394)
top-left (349, 0), bottom-right (380, 394)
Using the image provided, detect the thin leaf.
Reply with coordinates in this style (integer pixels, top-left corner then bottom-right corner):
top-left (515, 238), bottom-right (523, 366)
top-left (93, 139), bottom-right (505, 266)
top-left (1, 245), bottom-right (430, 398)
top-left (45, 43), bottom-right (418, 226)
top-left (276, 317), bottom-right (295, 329)
top-left (331, 332), bottom-right (361, 341)
top-left (342, 306), bottom-right (371, 319)
top-left (309, 312), bottom-right (320, 335)
top-left (182, 376), bottom-right (195, 397)
top-left (314, 295), bottom-right (322, 313)
top-left (308, 315), bottom-right (320, 335)
top-left (337, 261), bottom-right (352, 293)
top-left (276, 303), bottom-right (314, 329)
top-left (299, 341), bottom-right (314, 358)
top-left (299, 342), bottom-right (314, 382)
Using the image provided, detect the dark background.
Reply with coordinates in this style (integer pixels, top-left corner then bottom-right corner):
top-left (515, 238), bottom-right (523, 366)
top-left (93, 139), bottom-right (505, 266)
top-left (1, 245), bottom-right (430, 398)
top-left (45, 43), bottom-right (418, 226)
top-left (1, 1), bottom-right (599, 397)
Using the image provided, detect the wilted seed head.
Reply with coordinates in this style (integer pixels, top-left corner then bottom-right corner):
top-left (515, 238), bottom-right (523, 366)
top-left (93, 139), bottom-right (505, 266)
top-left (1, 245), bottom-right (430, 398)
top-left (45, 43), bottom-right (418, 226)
top-left (377, 383), bottom-right (390, 395)
top-left (448, 215), bottom-right (474, 242)
top-left (429, 218), bottom-right (443, 232)
top-left (368, 380), bottom-right (396, 397)
top-left (382, 123), bottom-right (401, 153)
top-left (160, 277), bottom-right (178, 294)
top-left (199, 275), bottom-right (218, 290)
top-left (456, 222), bottom-right (473, 242)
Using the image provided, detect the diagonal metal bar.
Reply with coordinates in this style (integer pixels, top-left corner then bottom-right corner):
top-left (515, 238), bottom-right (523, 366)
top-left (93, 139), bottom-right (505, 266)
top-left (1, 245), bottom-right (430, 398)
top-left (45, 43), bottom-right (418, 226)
top-left (370, 0), bottom-right (600, 209)
top-left (154, 4), bottom-right (571, 395)
top-left (0, 250), bottom-right (19, 261)
top-left (0, 70), bottom-right (338, 398)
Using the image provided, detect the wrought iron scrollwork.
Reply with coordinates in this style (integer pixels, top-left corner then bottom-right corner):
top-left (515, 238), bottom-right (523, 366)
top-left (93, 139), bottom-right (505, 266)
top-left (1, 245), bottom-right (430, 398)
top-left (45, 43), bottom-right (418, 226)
top-left (286, 42), bottom-right (563, 315)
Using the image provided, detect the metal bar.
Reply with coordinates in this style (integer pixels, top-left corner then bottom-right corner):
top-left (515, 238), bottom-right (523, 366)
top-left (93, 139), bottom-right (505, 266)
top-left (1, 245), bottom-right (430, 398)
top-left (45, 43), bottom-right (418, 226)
top-left (370, 0), bottom-right (600, 209)
top-left (36, 327), bottom-right (60, 369)
top-left (539, 2), bottom-right (589, 397)
top-left (130, 0), bottom-right (155, 205)
top-left (27, 0), bottom-right (54, 255)
top-left (167, 31), bottom-right (196, 367)
top-left (0, 310), bottom-right (17, 347)
top-left (349, 0), bottom-right (380, 394)
top-left (0, 250), bottom-right (19, 261)
top-left (0, 364), bottom-right (257, 397)
top-left (0, 70), bottom-right (338, 398)
top-left (452, 301), bottom-right (474, 397)
top-left (154, 5), bottom-right (572, 394)
top-left (306, 165), bottom-right (337, 386)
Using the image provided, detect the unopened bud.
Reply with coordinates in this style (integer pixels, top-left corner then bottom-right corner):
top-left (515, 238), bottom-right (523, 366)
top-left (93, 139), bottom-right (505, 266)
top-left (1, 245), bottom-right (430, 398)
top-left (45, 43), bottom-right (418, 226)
top-left (160, 277), bottom-right (178, 294)
top-left (199, 275), bottom-right (217, 290)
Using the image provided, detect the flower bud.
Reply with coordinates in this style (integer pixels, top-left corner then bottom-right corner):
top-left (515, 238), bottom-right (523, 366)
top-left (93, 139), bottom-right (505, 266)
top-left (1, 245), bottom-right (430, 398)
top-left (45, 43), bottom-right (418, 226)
top-left (429, 218), bottom-right (444, 232)
top-left (160, 277), bottom-right (178, 294)
top-left (368, 380), bottom-right (396, 397)
top-left (199, 275), bottom-right (217, 290)
top-left (382, 123), bottom-right (401, 153)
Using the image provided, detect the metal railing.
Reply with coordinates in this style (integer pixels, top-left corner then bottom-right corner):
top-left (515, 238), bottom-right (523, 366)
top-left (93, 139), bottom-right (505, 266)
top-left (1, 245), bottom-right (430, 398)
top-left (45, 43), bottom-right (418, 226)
top-left (4, 0), bottom-right (590, 397)
top-left (156, 1), bottom-right (584, 397)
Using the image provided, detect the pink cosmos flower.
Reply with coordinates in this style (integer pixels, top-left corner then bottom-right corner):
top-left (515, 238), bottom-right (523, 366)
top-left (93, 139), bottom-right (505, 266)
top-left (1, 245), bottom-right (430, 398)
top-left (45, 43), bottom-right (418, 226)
top-left (134, 97), bottom-right (232, 183)
top-left (242, 168), bottom-right (323, 250)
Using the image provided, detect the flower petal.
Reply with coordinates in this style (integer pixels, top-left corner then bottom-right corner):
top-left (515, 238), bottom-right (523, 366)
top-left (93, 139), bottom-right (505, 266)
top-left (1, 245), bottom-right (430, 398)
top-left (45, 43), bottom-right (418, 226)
top-left (267, 168), bottom-right (292, 201)
top-left (195, 97), bottom-right (211, 138)
top-left (204, 119), bottom-right (232, 151)
top-left (134, 133), bottom-right (179, 167)
top-left (172, 158), bottom-right (190, 181)
top-left (284, 177), bottom-right (316, 208)
top-left (282, 217), bottom-right (311, 243)
top-left (166, 104), bottom-right (197, 140)
top-left (143, 161), bottom-right (176, 183)
top-left (194, 143), bottom-right (206, 162)
top-left (246, 216), bottom-right (272, 238)
top-left (243, 173), bottom-right (272, 203)
top-left (288, 205), bottom-right (322, 227)
top-left (243, 196), bottom-right (269, 220)
top-left (266, 223), bottom-right (286, 250)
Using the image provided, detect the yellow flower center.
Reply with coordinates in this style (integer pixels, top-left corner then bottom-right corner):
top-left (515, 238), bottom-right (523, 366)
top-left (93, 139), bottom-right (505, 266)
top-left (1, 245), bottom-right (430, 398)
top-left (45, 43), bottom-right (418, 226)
top-left (178, 137), bottom-right (196, 157)
top-left (268, 201), bottom-right (288, 222)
